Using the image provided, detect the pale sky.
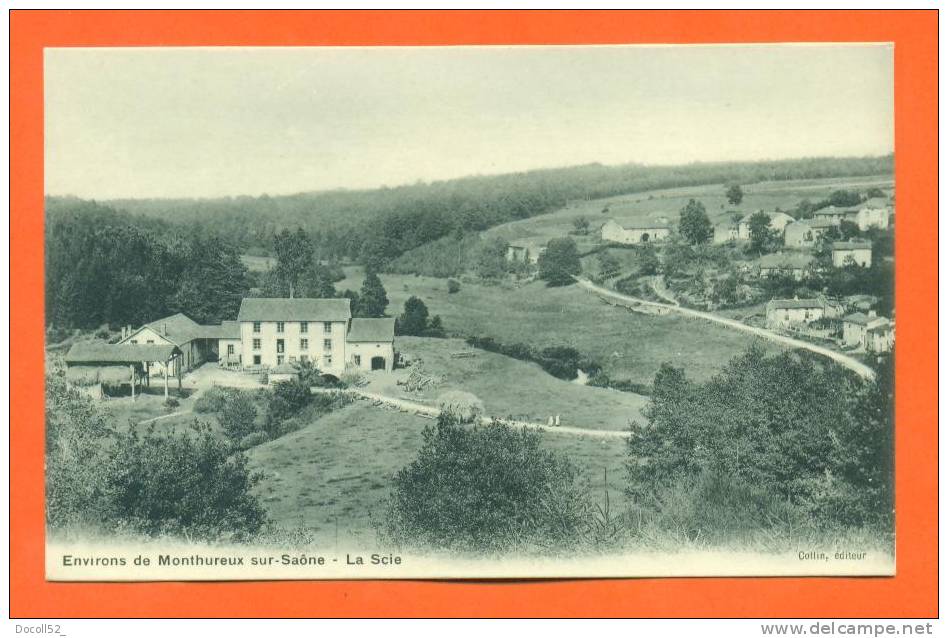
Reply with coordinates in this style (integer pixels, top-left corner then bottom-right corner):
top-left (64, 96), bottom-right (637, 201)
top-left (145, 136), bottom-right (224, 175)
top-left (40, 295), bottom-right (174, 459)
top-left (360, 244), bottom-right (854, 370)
top-left (44, 44), bottom-right (894, 200)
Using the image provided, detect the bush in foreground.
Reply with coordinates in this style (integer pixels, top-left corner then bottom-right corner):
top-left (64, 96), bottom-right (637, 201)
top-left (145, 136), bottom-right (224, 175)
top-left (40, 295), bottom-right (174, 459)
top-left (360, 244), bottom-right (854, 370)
top-left (379, 413), bottom-right (591, 554)
top-left (108, 422), bottom-right (267, 541)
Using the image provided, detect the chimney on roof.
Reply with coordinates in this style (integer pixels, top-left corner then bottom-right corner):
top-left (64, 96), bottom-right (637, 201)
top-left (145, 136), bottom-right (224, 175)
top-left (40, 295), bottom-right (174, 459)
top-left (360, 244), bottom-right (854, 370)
top-left (162, 323), bottom-right (167, 336)
top-left (793, 295), bottom-right (799, 301)
top-left (868, 310), bottom-right (877, 318)
top-left (121, 326), bottom-right (127, 339)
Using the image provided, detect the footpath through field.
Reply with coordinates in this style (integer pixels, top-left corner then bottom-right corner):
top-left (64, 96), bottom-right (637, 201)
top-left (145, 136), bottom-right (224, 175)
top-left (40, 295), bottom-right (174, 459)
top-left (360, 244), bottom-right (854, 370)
top-left (574, 277), bottom-right (875, 380)
top-left (312, 388), bottom-right (631, 440)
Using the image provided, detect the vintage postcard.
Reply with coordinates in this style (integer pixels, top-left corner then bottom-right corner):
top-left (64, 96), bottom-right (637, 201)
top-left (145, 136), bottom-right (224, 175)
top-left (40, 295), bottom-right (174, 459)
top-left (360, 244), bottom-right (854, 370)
top-left (43, 43), bottom-right (896, 581)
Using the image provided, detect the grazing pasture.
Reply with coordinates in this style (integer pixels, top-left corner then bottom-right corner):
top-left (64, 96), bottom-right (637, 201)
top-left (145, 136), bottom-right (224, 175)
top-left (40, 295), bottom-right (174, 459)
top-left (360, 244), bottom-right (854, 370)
top-left (338, 268), bottom-right (782, 385)
top-left (368, 336), bottom-right (647, 430)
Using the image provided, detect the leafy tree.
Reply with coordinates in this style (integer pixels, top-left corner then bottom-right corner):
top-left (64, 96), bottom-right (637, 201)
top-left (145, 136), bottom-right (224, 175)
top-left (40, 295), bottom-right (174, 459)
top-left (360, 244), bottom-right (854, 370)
top-left (839, 219), bottom-right (861, 240)
top-left (747, 211), bottom-right (777, 254)
top-left (108, 422), bottom-right (267, 540)
top-left (678, 199), bottom-right (712, 245)
top-left (339, 289), bottom-right (362, 317)
top-left (266, 379), bottom-right (313, 430)
top-left (299, 264), bottom-right (337, 298)
top-left (379, 413), bottom-right (591, 552)
top-left (218, 391), bottom-right (258, 441)
top-left (358, 270), bottom-right (389, 317)
top-left (427, 315), bottom-right (446, 337)
top-left (475, 238), bottom-right (509, 279)
top-left (537, 237), bottom-right (581, 286)
top-left (572, 216), bottom-right (591, 235)
top-left (45, 369), bottom-right (116, 530)
top-left (637, 244), bottom-right (661, 276)
top-left (273, 228), bottom-right (314, 298)
top-left (627, 347), bottom-right (892, 530)
top-left (597, 251), bottom-right (621, 279)
top-left (397, 296), bottom-right (430, 336)
top-left (447, 279), bottom-right (461, 294)
top-left (828, 189), bottom-right (863, 207)
top-left (725, 184), bottom-right (744, 206)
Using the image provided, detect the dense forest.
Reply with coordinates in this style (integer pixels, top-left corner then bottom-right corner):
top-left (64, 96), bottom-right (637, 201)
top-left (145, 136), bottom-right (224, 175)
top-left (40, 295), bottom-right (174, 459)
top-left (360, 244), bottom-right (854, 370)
top-left (45, 201), bottom-right (250, 330)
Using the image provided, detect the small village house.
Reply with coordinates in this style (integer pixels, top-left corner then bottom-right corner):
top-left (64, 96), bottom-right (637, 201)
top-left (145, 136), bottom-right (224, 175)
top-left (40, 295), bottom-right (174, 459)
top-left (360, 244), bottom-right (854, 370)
top-left (119, 312), bottom-right (225, 376)
top-left (783, 220), bottom-right (816, 248)
top-left (712, 223), bottom-right (739, 244)
top-left (841, 311), bottom-right (894, 352)
top-left (64, 342), bottom-right (183, 399)
top-left (832, 240), bottom-right (873, 268)
top-left (765, 296), bottom-right (843, 330)
top-left (808, 217), bottom-right (838, 235)
top-left (268, 362), bottom-right (300, 385)
top-left (505, 244), bottom-right (531, 264)
top-left (737, 211), bottom-right (795, 240)
top-left (854, 197), bottom-right (891, 231)
top-left (757, 252), bottom-right (815, 281)
top-left (600, 218), bottom-right (671, 245)
top-left (812, 205), bottom-right (858, 225)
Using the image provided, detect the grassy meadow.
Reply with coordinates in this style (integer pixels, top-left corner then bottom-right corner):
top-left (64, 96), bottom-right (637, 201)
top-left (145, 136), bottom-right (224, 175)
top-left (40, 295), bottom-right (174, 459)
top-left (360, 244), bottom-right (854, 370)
top-left (338, 268), bottom-right (783, 386)
top-left (366, 336), bottom-right (647, 430)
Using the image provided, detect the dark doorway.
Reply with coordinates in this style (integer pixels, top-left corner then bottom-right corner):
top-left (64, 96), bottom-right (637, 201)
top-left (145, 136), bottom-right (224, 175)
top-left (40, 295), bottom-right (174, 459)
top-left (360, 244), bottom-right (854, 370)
top-left (371, 356), bottom-right (386, 371)
top-left (641, 232), bottom-right (650, 243)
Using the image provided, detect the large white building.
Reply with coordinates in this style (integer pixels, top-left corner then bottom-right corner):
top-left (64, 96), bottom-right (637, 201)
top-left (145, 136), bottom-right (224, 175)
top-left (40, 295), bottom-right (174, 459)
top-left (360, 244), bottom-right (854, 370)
top-left (235, 297), bottom-right (396, 373)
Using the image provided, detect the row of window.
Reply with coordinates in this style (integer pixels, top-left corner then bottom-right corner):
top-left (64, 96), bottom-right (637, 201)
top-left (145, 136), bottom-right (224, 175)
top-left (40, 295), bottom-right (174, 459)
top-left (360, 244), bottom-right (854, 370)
top-left (251, 338), bottom-right (332, 351)
top-left (252, 321), bottom-right (333, 334)
top-left (251, 354), bottom-right (332, 366)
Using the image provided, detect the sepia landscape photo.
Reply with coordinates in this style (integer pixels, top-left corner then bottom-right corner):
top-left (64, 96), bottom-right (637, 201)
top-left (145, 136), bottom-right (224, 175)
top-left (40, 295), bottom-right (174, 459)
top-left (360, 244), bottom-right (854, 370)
top-left (43, 44), bottom-right (895, 579)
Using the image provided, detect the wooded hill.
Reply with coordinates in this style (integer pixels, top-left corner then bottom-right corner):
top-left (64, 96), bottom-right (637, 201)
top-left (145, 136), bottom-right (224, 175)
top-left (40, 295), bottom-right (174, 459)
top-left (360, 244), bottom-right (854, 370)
top-left (54, 154), bottom-right (893, 262)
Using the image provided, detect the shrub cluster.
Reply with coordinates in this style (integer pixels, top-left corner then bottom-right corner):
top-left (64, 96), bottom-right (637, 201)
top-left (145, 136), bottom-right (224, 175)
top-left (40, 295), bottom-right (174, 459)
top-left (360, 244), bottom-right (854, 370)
top-left (464, 336), bottom-right (600, 381)
top-left (378, 413), bottom-right (592, 553)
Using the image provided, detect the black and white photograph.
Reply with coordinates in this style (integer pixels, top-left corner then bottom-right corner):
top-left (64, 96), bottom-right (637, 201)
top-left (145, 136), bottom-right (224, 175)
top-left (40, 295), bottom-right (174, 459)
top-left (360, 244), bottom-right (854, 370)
top-left (43, 44), bottom-right (896, 580)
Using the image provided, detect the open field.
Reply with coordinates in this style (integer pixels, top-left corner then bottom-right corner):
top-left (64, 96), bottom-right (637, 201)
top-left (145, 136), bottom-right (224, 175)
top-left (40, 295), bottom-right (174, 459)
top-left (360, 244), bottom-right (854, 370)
top-left (366, 336), bottom-right (646, 430)
top-left (338, 268), bottom-right (783, 386)
top-left (483, 174), bottom-right (894, 255)
top-left (248, 401), bottom-right (628, 544)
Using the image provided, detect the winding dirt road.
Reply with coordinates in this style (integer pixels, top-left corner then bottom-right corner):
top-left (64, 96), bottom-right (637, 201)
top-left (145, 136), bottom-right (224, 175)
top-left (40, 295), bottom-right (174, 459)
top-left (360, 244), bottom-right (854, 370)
top-left (574, 277), bottom-right (875, 380)
top-left (313, 388), bottom-right (631, 440)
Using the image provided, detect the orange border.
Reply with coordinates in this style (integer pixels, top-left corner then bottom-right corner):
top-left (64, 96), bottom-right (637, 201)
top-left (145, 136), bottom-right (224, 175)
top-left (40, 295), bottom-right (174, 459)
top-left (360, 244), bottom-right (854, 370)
top-left (11, 9), bottom-right (937, 618)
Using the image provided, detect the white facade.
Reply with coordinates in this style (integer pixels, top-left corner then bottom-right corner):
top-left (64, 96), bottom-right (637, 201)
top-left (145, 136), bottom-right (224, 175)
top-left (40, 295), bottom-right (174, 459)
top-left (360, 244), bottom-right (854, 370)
top-left (601, 219), bottom-right (670, 245)
top-left (832, 246), bottom-right (872, 268)
top-left (346, 340), bottom-right (396, 372)
top-left (855, 206), bottom-right (890, 231)
top-left (241, 319), bottom-right (348, 374)
top-left (737, 212), bottom-right (795, 240)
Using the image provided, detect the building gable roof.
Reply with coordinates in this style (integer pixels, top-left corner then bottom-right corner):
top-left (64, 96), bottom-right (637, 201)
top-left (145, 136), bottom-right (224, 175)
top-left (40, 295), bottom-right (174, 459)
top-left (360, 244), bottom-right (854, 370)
top-left (767, 298), bottom-right (824, 310)
top-left (832, 240), bottom-right (872, 251)
top-left (346, 317), bottom-right (396, 343)
top-left (138, 312), bottom-right (204, 346)
top-left (65, 341), bottom-right (181, 364)
top-left (237, 297), bottom-right (352, 322)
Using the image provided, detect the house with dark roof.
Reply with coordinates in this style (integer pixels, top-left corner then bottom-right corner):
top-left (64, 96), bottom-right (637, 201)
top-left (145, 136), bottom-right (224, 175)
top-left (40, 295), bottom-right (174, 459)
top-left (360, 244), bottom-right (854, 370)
top-left (236, 297), bottom-right (353, 373)
top-left (756, 252), bottom-right (815, 280)
top-left (601, 218), bottom-right (671, 245)
top-left (832, 240), bottom-right (873, 268)
top-left (346, 317), bottom-right (397, 372)
top-left (64, 342), bottom-right (183, 399)
top-left (842, 311), bottom-right (894, 352)
top-left (737, 211), bottom-right (796, 240)
top-left (765, 296), bottom-right (843, 329)
top-left (118, 312), bottom-right (236, 376)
